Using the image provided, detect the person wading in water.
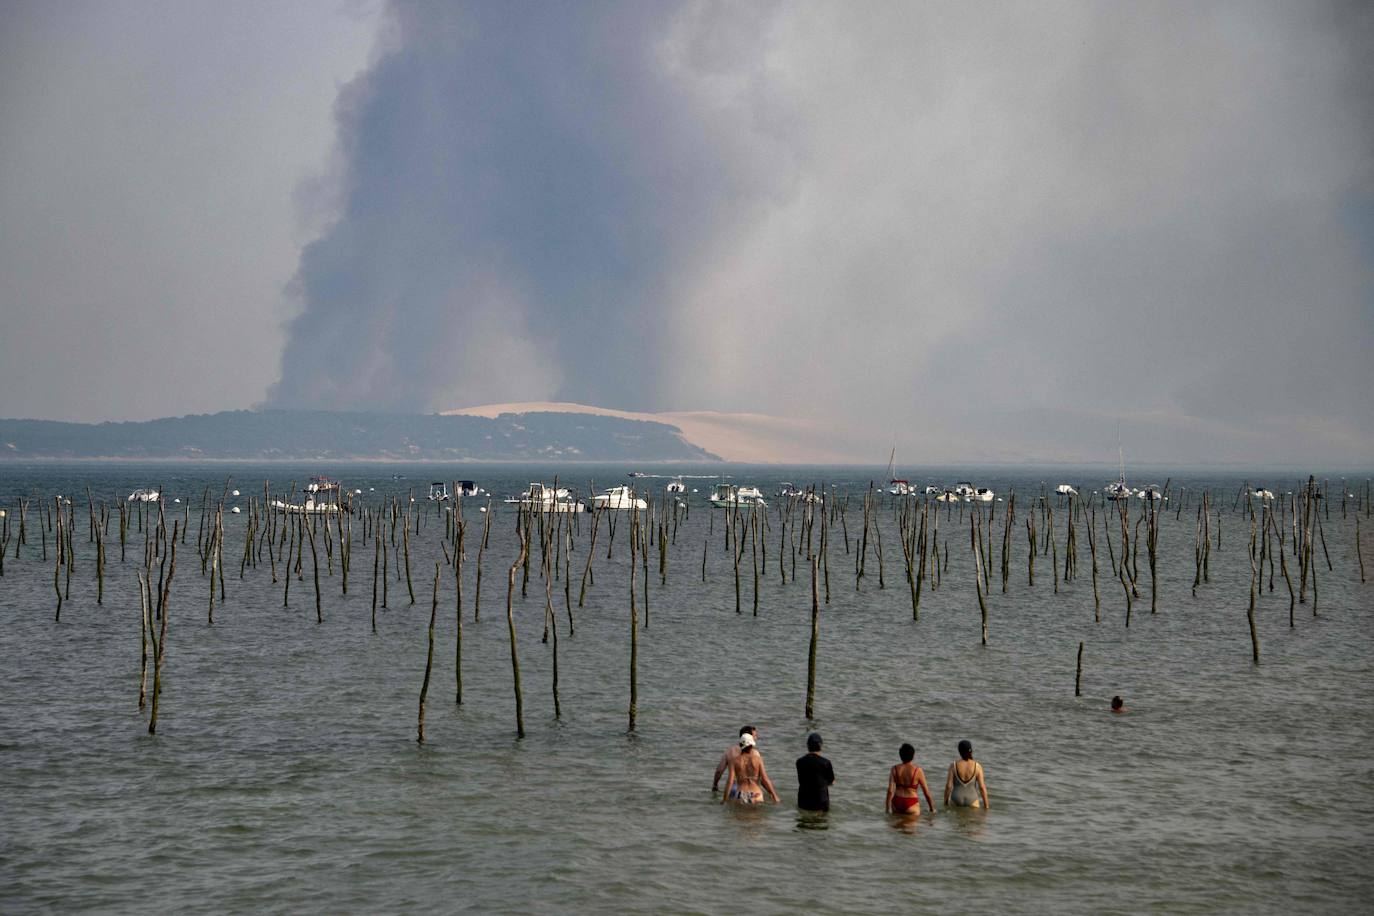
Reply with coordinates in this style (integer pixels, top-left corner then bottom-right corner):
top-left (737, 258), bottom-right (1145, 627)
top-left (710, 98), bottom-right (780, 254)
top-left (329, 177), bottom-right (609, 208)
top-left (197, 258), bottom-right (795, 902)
top-left (943, 739), bottom-right (990, 809)
top-left (722, 733), bottom-right (780, 806)
top-left (885, 743), bottom-right (934, 816)
top-left (713, 725), bottom-right (757, 792)
top-left (795, 732), bottom-right (835, 813)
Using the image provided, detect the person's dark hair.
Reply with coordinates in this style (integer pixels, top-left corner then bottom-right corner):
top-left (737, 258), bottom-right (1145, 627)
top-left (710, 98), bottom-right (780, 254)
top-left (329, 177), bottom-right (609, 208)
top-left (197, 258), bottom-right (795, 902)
top-left (1111, 696), bottom-right (1123, 710)
top-left (806, 732), bottom-right (823, 752)
top-left (899, 743), bottom-right (915, 763)
top-left (957, 740), bottom-right (973, 760)
top-left (740, 725), bottom-right (756, 737)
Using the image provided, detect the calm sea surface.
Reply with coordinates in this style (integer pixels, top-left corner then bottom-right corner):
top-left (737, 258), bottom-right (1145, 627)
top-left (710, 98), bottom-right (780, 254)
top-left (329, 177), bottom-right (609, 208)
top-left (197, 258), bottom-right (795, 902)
top-left (1, 463), bottom-right (1371, 914)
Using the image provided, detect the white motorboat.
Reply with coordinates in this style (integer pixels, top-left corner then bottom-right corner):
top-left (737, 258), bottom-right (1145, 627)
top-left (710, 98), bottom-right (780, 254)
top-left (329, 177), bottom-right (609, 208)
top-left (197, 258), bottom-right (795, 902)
top-left (888, 479), bottom-right (913, 496)
top-left (934, 490), bottom-right (960, 503)
top-left (1055, 484), bottom-right (1078, 496)
top-left (923, 485), bottom-right (942, 495)
top-left (974, 487), bottom-right (995, 502)
top-left (953, 482), bottom-right (976, 499)
top-left (428, 481), bottom-right (450, 502)
top-left (127, 488), bottom-right (159, 503)
top-left (590, 485), bottom-right (647, 511)
top-left (710, 483), bottom-right (767, 508)
top-left (505, 483), bottom-right (584, 513)
top-left (271, 496), bottom-right (344, 515)
top-left (1136, 484), bottom-right (1164, 502)
top-left (274, 475), bottom-right (346, 514)
top-left (1251, 488), bottom-right (1275, 501)
top-left (666, 477), bottom-right (686, 494)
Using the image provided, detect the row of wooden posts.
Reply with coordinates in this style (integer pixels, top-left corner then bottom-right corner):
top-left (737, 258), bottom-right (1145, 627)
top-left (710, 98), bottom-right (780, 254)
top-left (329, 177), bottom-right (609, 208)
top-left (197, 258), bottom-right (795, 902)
top-left (0, 476), bottom-right (1368, 741)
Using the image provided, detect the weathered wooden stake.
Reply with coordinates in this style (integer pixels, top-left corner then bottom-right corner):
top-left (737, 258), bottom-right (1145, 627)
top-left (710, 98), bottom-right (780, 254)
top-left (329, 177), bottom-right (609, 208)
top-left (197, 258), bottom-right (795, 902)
top-left (418, 563), bottom-right (439, 743)
top-left (805, 553), bottom-right (819, 719)
top-left (507, 528), bottom-right (528, 739)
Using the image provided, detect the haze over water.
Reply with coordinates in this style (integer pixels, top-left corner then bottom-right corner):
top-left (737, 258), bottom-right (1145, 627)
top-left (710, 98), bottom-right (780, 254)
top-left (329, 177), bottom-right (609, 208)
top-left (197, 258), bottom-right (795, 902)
top-left (1, 463), bottom-right (1370, 913)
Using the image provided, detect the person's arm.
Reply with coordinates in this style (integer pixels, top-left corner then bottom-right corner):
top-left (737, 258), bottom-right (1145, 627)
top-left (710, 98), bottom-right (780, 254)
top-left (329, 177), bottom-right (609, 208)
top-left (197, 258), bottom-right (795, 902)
top-left (916, 768), bottom-right (935, 812)
top-left (721, 763), bottom-right (734, 804)
top-left (943, 763), bottom-right (954, 807)
top-left (758, 759), bottom-right (780, 803)
top-left (976, 763), bottom-right (990, 809)
top-left (712, 751), bottom-right (729, 791)
top-left (885, 768), bottom-right (895, 814)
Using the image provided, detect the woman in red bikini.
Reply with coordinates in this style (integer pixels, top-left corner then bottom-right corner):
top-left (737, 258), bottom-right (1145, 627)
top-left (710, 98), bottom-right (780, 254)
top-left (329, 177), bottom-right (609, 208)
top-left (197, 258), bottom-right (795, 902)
top-left (885, 743), bottom-right (935, 816)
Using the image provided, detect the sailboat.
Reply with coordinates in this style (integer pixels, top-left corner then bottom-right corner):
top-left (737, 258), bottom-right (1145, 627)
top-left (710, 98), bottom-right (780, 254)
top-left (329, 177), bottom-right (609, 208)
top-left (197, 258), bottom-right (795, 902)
top-left (1104, 439), bottom-right (1131, 501)
top-left (885, 445), bottom-right (913, 495)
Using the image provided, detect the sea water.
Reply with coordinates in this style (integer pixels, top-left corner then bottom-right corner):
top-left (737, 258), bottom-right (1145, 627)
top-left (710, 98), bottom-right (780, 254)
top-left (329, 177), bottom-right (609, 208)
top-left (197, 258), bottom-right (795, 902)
top-left (1, 463), bottom-right (1370, 913)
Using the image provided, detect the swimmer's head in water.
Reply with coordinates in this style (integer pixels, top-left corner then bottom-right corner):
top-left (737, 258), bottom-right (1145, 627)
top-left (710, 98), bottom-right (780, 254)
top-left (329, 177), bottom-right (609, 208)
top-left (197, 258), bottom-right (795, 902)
top-left (806, 732), bottom-right (823, 752)
top-left (739, 725), bottom-right (757, 738)
top-left (739, 732), bottom-right (756, 751)
top-left (900, 743), bottom-right (915, 763)
top-left (958, 740), bottom-right (973, 760)
top-left (1111, 696), bottom-right (1123, 710)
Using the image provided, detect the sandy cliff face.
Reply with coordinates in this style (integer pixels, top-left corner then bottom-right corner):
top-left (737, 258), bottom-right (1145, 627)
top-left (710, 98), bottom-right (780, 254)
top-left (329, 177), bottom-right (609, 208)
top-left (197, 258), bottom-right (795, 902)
top-left (442, 403), bottom-right (856, 463)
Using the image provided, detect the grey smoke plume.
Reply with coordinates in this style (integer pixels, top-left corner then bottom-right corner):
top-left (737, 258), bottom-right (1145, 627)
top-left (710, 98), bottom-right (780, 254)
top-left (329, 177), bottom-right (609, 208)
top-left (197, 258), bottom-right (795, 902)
top-left (269, 0), bottom-right (795, 414)
top-left (271, 0), bottom-right (1374, 463)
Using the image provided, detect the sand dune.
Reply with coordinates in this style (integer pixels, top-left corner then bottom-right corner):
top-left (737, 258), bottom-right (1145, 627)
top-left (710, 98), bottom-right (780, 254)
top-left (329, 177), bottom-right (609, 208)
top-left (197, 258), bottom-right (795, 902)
top-left (442, 402), bottom-right (855, 463)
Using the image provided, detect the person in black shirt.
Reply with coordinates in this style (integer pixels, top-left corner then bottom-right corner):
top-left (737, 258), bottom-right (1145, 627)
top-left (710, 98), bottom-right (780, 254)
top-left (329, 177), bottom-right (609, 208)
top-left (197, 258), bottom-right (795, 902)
top-left (795, 732), bottom-right (835, 812)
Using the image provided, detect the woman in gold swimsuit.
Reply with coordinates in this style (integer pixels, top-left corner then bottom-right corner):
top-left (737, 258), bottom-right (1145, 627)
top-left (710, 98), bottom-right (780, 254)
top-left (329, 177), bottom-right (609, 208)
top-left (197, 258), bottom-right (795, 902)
top-left (721, 733), bottom-right (780, 805)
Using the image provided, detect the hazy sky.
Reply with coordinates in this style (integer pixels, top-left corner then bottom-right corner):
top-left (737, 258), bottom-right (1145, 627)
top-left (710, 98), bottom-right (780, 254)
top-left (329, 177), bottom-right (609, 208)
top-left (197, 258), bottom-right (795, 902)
top-left (2, 1), bottom-right (1371, 464)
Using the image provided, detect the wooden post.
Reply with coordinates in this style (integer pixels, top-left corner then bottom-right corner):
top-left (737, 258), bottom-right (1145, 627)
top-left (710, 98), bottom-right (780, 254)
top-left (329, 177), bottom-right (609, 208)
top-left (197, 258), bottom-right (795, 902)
top-left (1357, 517), bottom-right (1365, 584)
top-left (455, 520), bottom-right (464, 703)
top-left (1086, 504), bottom-right (1101, 622)
top-left (403, 518), bottom-right (415, 605)
top-left (805, 553), bottom-right (819, 719)
top-left (1075, 641), bottom-right (1083, 697)
top-left (578, 509), bottom-right (601, 606)
top-left (751, 508), bottom-right (760, 616)
top-left (475, 503), bottom-right (491, 621)
top-left (418, 563), bottom-right (439, 743)
top-left (137, 572), bottom-right (149, 709)
top-left (308, 516), bottom-right (322, 623)
top-left (1247, 514), bottom-right (1260, 664)
top-left (507, 525), bottom-right (528, 739)
top-left (629, 510), bottom-right (639, 731)
top-left (148, 541), bottom-right (176, 735)
top-left (974, 514), bottom-right (989, 645)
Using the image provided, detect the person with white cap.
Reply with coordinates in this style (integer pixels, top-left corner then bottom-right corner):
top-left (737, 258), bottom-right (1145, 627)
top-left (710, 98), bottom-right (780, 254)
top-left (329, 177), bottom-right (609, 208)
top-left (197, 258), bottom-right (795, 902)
top-left (712, 725), bottom-right (757, 792)
top-left (721, 731), bottom-right (780, 805)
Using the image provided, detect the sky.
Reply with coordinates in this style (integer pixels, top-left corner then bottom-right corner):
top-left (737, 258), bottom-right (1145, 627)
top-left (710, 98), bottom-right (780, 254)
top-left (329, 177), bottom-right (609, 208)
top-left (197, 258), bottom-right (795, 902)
top-left (2, 0), bottom-right (1371, 465)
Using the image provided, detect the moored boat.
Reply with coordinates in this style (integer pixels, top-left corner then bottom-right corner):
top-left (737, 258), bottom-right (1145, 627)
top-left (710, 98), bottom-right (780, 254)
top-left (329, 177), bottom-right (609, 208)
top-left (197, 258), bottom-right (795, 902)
top-left (505, 483), bottom-right (584, 513)
top-left (709, 483), bottom-right (767, 508)
top-left (590, 485), bottom-right (647, 511)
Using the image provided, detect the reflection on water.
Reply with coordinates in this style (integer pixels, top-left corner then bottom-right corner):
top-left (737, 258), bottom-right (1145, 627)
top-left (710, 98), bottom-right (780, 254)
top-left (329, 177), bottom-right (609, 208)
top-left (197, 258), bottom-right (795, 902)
top-left (886, 811), bottom-right (924, 836)
top-left (946, 806), bottom-right (990, 840)
top-left (795, 811), bottom-right (830, 831)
